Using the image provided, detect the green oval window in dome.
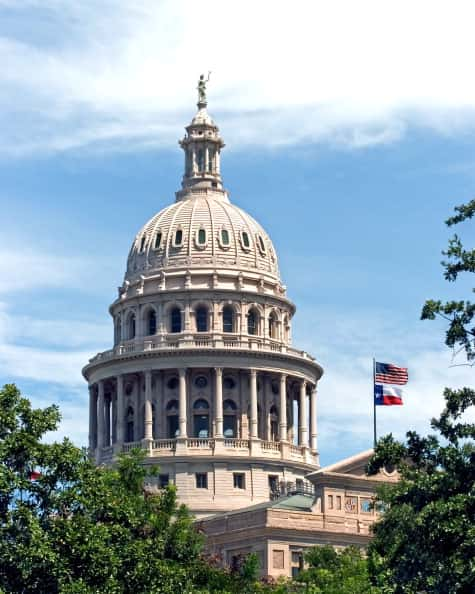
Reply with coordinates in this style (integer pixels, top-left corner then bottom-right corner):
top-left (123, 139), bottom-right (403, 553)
top-left (198, 228), bottom-right (206, 244)
top-left (221, 229), bottom-right (230, 245)
top-left (242, 231), bottom-right (250, 248)
top-left (175, 229), bottom-right (183, 245)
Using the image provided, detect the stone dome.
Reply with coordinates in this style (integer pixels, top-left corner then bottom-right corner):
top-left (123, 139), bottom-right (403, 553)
top-left (125, 193), bottom-right (281, 283)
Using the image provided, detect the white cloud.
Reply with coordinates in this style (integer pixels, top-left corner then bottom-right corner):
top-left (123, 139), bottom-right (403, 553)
top-left (292, 305), bottom-right (475, 464)
top-left (0, 248), bottom-right (88, 293)
top-left (2, 0), bottom-right (475, 154)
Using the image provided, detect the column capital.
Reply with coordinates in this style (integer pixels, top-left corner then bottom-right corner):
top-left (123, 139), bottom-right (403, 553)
top-left (214, 367), bottom-right (223, 376)
top-left (249, 368), bottom-right (257, 378)
top-left (280, 373), bottom-right (287, 382)
top-left (178, 368), bottom-right (187, 378)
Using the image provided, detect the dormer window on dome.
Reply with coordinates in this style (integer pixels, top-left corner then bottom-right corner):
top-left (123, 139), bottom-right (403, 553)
top-left (240, 230), bottom-right (251, 251)
top-left (195, 227), bottom-right (207, 249)
top-left (173, 228), bottom-right (184, 247)
top-left (139, 236), bottom-right (146, 253)
top-left (154, 231), bottom-right (162, 249)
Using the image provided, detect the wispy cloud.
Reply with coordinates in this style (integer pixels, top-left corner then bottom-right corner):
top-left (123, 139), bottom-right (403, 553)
top-left (2, 0), bottom-right (475, 155)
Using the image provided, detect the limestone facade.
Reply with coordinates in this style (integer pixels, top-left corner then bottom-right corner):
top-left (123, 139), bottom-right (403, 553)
top-left (200, 451), bottom-right (399, 578)
top-left (83, 91), bottom-right (323, 517)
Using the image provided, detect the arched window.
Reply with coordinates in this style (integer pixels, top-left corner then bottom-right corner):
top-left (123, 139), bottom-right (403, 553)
top-left (154, 232), bottom-right (162, 249)
top-left (247, 309), bottom-right (257, 335)
top-left (147, 310), bottom-right (157, 335)
top-left (268, 312), bottom-right (278, 339)
top-left (196, 306), bottom-right (208, 332)
top-left (115, 317), bottom-right (122, 344)
top-left (283, 315), bottom-right (290, 343)
top-left (223, 306), bottom-right (234, 333)
top-left (166, 399), bottom-right (179, 438)
top-left (125, 406), bottom-right (134, 443)
top-left (208, 148), bottom-right (214, 172)
top-left (193, 399), bottom-right (209, 438)
top-left (128, 314), bottom-right (136, 340)
top-left (197, 149), bottom-right (204, 171)
top-left (241, 231), bottom-right (250, 248)
top-left (170, 307), bottom-right (181, 333)
top-left (223, 399), bottom-right (237, 438)
top-left (270, 405), bottom-right (279, 441)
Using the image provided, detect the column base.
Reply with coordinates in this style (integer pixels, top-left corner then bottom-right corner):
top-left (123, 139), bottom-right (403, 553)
top-left (249, 438), bottom-right (261, 456)
top-left (213, 437), bottom-right (225, 454)
top-left (175, 437), bottom-right (188, 454)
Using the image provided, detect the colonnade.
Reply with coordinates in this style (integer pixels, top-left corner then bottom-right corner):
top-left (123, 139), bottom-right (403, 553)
top-left (89, 368), bottom-right (318, 454)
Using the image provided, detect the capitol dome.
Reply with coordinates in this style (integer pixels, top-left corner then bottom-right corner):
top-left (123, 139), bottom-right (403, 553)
top-left (84, 80), bottom-right (323, 519)
top-left (126, 195), bottom-right (280, 284)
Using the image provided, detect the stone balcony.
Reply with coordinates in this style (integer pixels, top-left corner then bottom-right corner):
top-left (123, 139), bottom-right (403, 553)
top-left (87, 334), bottom-right (316, 367)
top-left (97, 437), bottom-right (318, 467)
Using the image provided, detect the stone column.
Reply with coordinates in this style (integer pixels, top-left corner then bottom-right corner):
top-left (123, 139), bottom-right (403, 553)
top-left (116, 375), bottom-right (124, 444)
top-left (178, 368), bottom-right (187, 438)
top-left (310, 385), bottom-right (318, 453)
top-left (97, 380), bottom-right (105, 453)
top-left (298, 380), bottom-right (308, 447)
top-left (105, 397), bottom-right (111, 446)
top-left (144, 370), bottom-right (153, 441)
top-left (279, 373), bottom-right (288, 442)
top-left (88, 385), bottom-right (97, 451)
top-left (214, 367), bottom-right (223, 437)
top-left (249, 369), bottom-right (258, 438)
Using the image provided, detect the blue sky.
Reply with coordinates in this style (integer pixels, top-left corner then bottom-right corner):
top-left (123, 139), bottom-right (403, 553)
top-left (1, 1), bottom-right (474, 465)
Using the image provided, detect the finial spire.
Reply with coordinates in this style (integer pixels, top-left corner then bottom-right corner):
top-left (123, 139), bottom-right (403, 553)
top-left (197, 72), bottom-right (211, 108)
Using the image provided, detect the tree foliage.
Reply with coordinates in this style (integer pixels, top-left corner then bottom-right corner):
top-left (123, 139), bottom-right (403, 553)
top-left (0, 383), bottom-right (250, 594)
top-left (368, 199), bottom-right (475, 594)
top-left (421, 198), bottom-right (475, 361)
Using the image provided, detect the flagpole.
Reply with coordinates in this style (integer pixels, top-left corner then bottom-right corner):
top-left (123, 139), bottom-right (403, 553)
top-left (373, 357), bottom-right (377, 448)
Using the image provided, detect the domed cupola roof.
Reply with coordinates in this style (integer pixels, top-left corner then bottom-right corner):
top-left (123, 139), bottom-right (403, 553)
top-left (125, 197), bottom-right (280, 283)
top-left (124, 75), bottom-right (282, 288)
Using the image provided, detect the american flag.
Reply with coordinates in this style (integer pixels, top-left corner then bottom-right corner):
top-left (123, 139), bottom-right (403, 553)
top-left (375, 362), bottom-right (408, 385)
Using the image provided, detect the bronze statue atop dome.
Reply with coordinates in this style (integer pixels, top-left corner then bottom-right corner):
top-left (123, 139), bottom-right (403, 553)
top-left (197, 72), bottom-right (211, 105)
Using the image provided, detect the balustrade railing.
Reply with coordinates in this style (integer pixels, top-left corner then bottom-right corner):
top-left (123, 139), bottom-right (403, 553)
top-left (261, 440), bottom-right (281, 452)
top-left (151, 439), bottom-right (175, 450)
top-left (187, 438), bottom-right (215, 449)
top-left (88, 334), bottom-right (315, 364)
top-left (121, 441), bottom-right (142, 452)
top-left (224, 438), bottom-right (249, 449)
top-left (102, 439), bottom-right (316, 464)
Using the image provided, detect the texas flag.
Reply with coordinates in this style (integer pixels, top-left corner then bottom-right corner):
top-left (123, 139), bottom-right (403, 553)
top-left (374, 383), bottom-right (403, 406)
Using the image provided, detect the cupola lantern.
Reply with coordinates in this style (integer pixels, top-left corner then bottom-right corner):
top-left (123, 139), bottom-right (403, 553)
top-left (177, 74), bottom-right (226, 200)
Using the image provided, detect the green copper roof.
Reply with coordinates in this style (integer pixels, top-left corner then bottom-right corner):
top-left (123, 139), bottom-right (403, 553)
top-left (271, 493), bottom-right (314, 511)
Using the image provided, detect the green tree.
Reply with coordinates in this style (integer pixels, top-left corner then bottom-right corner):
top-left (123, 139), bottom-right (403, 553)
top-left (367, 199), bottom-right (475, 594)
top-left (421, 198), bottom-right (475, 361)
top-left (296, 545), bottom-right (380, 594)
top-left (0, 383), bottom-right (239, 594)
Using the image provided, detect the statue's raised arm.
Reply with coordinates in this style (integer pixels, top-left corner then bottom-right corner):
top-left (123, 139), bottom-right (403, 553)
top-left (197, 72), bottom-right (211, 105)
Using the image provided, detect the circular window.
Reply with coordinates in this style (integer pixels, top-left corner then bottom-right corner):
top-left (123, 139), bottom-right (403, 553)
top-left (167, 377), bottom-right (179, 390)
top-left (195, 376), bottom-right (208, 389)
top-left (223, 377), bottom-right (236, 390)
